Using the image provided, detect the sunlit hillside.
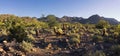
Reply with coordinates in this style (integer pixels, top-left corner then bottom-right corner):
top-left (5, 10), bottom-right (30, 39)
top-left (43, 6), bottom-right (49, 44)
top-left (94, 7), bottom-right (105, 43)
top-left (0, 14), bottom-right (119, 56)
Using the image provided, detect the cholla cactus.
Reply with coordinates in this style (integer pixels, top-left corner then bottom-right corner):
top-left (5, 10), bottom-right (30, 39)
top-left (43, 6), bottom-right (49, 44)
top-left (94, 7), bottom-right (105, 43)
top-left (102, 28), bottom-right (108, 36)
top-left (113, 32), bottom-right (119, 38)
top-left (54, 26), bottom-right (64, 35)
top-left (68, 33), bottom-right (80, 49)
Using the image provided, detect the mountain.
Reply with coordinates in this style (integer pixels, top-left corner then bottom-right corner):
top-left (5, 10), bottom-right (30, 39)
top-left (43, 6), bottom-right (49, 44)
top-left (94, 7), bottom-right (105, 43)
top-left (103, 17), bottom-right (119, 25)
top-left (79, 14), bottom-right (119, 25)
top-left (79, 15), bottom-right (102, 24)
top-left (58, 16), bottom-right (84, 22)
top-left (59, 14), bottom-right (119, 25)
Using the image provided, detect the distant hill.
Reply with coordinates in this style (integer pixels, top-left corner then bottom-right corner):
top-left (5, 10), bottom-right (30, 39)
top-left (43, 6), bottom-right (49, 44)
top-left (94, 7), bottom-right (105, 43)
top-left (103, 17), bottom-right (119, 25)
top-left (58, 15), bottom-right (119, 25)
top-left (58, 16), bottom-right (84, 22)
top-left (0, 14), bottom-right (119, 25)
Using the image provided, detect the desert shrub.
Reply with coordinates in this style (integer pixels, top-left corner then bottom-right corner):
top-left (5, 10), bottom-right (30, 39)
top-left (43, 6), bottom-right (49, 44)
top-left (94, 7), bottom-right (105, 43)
top-left (102, 28), bottom-right (108, 36)
top-left (79, 32), bottom-right (84, 36)
top-left (92, 35), bottom-right (103, 42)
top-left (50, 30), bottom-right (56, 35)
top-left (1, 30), bottom-right (8, 36)
top-left (104, 32), bottom-right (109, 36)
top-left (84, 50), bottom-right (106, 56)
top-left (46, 15), bottom-right (60, 28)
top-left (113, 32), bottom-right (119, 38)
top-left (70, 37), bottom-right (80, 43)
top-left (66, 31), bottom-right (71, 36)
top-left (75, 29), bottom-right (79, 33)
top-left (20, 41), bottom-right (33, 52)
top-left (57, 28), bottom-right (64, 34)
top-left (94, 29), bottom-right (101, 35)
top-left (54, 27), bottom-right (64, 35)
top-left (95, 20), bottom-right (110, 29)
top-left (41, 29), bottom-right (53, 35)
top-left (29, 30), bottom-right (36, 34)
top-left (109, 29), bottom-right (115, 33)
top-left (88, 29), bottom-right (95, 33)
top-left (0, 29), bottom-right (7, 36)
top-left (90, 34), bottom-right (94, 37)
top-left (93, 50), bottom-right (106, 56)
top-left (115, 24), bottom-right (120, 32)
top-left (71, 29), bottom-right (76, 33)
top-left (69, 33), bottom-right (80, 39)
top-left (25, 34), bottom-right (35, 42)
top-left (69, 33), bottom-right (80, 43)
top-left (108, 38), bottom-right (114, 42)
top-left (9, 25), bottom-right (27, 42)
top-left (104, 37), bottom-right (114, 43)
top-left (111, 45), bottom-right (120, 55)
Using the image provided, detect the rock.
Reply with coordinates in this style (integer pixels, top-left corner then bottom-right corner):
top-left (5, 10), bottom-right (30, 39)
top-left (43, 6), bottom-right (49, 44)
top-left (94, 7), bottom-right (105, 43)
top-left (58, 48), bottom-right (61, 51)
top-left (5, 53), bottom-right (13, 56)
top-left (31, 48), bottom-right (36, 52)
top-left (17, 54), bottom-right (25, 56)
top-left (45, 43), bottom-right (52, 49)
top-left (0, 47), bottom-right (4, 52)
top-left (93, 42), bottom-right (96, 46)
top-left (3, 46), bottom-right (14, 51)
top-left (0, 47), bottom-right (6, 55)
top-left (15, 51), bottom-right (25, 56)
top-left (3, 40), bottom-right (7, 44)
top-left (8, 47), bottom-right (14, 51)
top-left (61, 50), bottom-right (70, 53)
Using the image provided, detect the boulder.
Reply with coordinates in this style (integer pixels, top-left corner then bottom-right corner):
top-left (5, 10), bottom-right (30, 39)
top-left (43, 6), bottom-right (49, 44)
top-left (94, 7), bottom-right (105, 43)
top-left (3, 40), bottom-right (7, 44)
top-left (0, 47), bottom-right (4, 52)
top-left (45, 43), bottom-right (52, 49)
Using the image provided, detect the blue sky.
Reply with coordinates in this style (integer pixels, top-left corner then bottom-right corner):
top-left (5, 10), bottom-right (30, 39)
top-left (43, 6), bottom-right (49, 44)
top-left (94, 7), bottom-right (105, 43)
top-left (0, 0), bottom-right (120, 21)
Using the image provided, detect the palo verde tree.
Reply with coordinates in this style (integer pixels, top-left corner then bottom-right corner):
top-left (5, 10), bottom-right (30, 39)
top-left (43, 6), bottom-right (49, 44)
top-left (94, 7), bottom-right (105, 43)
top-left (9, 22), bottom-right (27, 42)
top-left (46, 15), bottom-right (59, 28)
top-left (95, 20), bottom-right (110, 29)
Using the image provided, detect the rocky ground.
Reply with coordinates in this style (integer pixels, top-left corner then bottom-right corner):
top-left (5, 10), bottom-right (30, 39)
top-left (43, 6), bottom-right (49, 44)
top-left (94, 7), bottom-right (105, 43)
top-left (0, 32), bottom-right (117, 56)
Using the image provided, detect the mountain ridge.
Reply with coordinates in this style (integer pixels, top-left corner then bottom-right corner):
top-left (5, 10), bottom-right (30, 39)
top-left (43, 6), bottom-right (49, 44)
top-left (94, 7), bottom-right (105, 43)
top-left (0, 14), bottom-right (119, 25)
top-left (58, 14), bottom-right (119, 25)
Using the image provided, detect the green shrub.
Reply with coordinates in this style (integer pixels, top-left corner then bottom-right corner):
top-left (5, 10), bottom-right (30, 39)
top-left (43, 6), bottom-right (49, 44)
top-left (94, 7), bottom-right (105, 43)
top-left (69, 33), bottom-right (80, 43)
top-left (25, 34), bottom-right (35, 42)
top-left (9, 26), bottom-right (27, 42)
top-left (111, 45), bottom-right (120, 55)
top-left (109, 29), bottom-right (114, 33)
top-left (66, 31), bottom-right (71, 36)
top-left (104, 32), bottom-right (109, 36)
top-left (93, 50), bottom-right (106, 56)
top-left (104, 37), bottom-right (114, 43)
top-left (57, 28), bottom-right (64, 34)
top-left (92, 35), bottom-right (103, 42)
top-left (20, 41), bottom-right (33, 52)
top-left (113, 32), bottom-right (119, 38)
top-left (29, 30), bottom-right (36, 34)
top-left (50, 30), bottom-right (56, 35)
top-left (88, 29), bottom-right (95, 33)
top-left (95, 20), bottom-right (110, 29)
top-left (84, 50), bottom-right (106, 56)
top-left (71, 29), bottom-right (76, 33)
top-left (42, 29), bottom-right (52, 34)
top-left (108, 38), bottom-right (114, 42)
top-left (69, 33), bottom-right (80, 39)
top-left (94, 29), bottom-right (101, 35)
top-left (79, 32), bottom-right (84, 36)
top-left (70, 37), bottom-right (80, 43)
top-left (1, 30), bottom-right (8, 36)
